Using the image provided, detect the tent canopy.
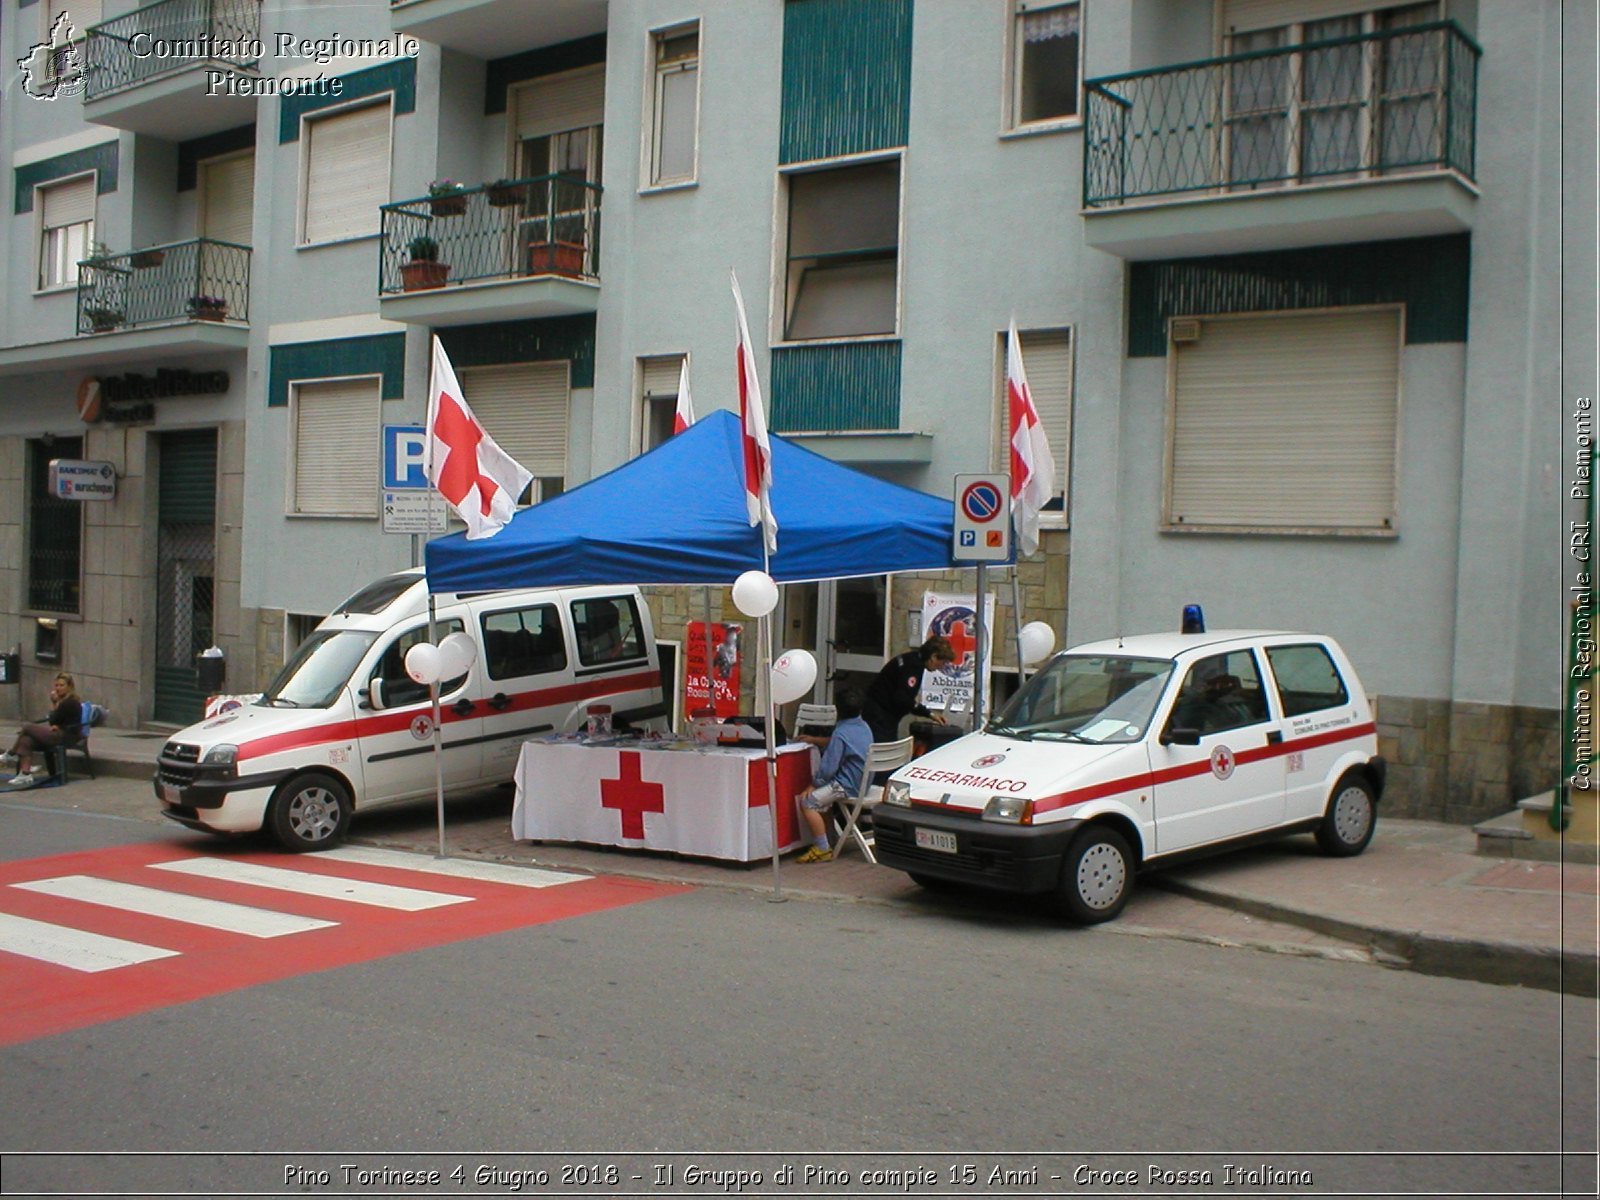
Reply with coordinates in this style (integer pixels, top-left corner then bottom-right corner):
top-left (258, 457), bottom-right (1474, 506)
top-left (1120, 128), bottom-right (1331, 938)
top-left (424, 410), bottom-right (969, 592)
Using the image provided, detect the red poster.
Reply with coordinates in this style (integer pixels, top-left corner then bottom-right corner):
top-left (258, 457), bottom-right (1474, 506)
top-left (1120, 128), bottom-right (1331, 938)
top-left (685, 621), bottom-right (742, 718)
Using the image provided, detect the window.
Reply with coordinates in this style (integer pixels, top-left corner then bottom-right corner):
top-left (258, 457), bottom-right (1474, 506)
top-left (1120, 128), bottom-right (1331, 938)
top-left (513, 66), bottom-right (604, 267)
top-left (458, 361), bottom-right (569, 504)
top-left (1168, 651), bottom-right (1270, 736)
top-left (1009, 2), bottom-right (1081, 129)
top-left (639, 354), bottom-right (686, 452)
top-left (573, 596), bottom-right (647, 667)
top-left (1165, 308), bottom-right (1400, 533)
top-left (1266, 643), bottom-right (1350, 716)
top-left (995, 327), bottom-right (1072, 516)
top-left (784, 159), bottom-right (900, 341)
top-left (301, 100), bottom-right (391, 245)
top-left (37, 175), bottom-right (95, 291)
top-left (371, 619), bottom-right (467, 708)
top-left (289, 377), bottom-right (381, 516)
top-left (647, 23), bottom-right (700, 186)
top-left (43, 0), bottom-right (98, 87)
top-left (482, 605), bottom-right (567, 680)
top-left (27, 436), bottom-right (84, 614)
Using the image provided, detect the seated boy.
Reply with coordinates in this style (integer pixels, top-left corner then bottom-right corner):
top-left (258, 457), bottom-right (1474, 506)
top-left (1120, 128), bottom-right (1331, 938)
top-left (794, 691), bottom-right (872, 863)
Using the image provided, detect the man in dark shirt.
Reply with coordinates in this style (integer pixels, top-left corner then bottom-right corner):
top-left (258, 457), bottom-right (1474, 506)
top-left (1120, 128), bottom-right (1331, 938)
top-left (861, 636), bottom-right (954, 742)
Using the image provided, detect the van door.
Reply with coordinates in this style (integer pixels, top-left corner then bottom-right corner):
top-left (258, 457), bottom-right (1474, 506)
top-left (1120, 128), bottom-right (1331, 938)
top-left (477, 599), bottom-right (576, 780)
top-left (569, 593), bottom-right (663, 726)
top-left (1149, 649), bottom-right (1286, 853)
top-left (356, 617), bottom-right (482, 804)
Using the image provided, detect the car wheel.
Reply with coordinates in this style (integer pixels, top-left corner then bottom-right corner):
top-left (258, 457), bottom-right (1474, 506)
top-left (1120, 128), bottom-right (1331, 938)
top-left (268, 772), bottom-right (352, 852)
top-left (1315, 773), bottom-right (1376, 857)
top-left (1057, 826), bottom-right (1132, 924)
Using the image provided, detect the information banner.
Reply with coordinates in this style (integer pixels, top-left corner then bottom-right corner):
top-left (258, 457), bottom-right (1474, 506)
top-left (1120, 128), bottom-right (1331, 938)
top-left (919, 592), bottom-right (994, 718)
top-left (685, 621), bottom-right (743, 719)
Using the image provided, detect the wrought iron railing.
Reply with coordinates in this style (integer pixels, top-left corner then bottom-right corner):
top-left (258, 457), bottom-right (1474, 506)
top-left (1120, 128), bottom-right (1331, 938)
top-left (379, 176), bottom-right (602, 296)
top-left (82, 0), bottom-right (262, 101)
top-left (1084, 21), bottom-right (1479, 208)
top-left (76, 238), bottom-right (250, 334)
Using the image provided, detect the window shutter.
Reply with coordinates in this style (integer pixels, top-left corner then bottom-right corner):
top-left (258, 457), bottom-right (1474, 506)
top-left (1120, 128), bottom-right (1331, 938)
top-left (292, 378), bottom-right (380, 516)
top-left (201, 153), bottom-right (255, 246)
top-left (513, 65), bottom-right (606, 140)
top-left (1168, 309), bottom-right (1399, 530)
top-left (459, 362), bottom-right (570, 479)
top-left (640, 356), bottom-right (683, 398)
top-left (1222, 0), bottom-right (1429, 33)
top-left (994, 329), bottom-right (1072, 508)
top-left (48, 0), bottom-right (100, 32)
top-left (41, 176), bottom-right (94, 227)
top-left (303, 102), bottom-right (390, 244)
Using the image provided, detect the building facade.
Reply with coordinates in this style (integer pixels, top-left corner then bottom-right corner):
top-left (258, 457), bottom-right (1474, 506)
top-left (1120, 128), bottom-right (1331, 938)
top-left (0, 0), bottom-right (1589, 821)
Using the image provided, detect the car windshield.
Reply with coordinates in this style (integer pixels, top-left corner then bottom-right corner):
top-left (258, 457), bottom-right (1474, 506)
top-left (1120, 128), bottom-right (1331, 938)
top-left (988, 654), bottom-right (1174, 744)
top-left (258, 630), bottom-right (378, 709)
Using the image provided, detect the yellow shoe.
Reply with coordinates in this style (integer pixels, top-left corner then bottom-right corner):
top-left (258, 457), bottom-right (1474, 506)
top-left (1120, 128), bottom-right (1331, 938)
top-left (795, 844), bottom-right (833, 863)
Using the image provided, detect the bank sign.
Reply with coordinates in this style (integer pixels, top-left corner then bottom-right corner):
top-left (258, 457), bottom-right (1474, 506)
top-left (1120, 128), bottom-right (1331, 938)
top-left (49, 459), bottom-right (116, 501)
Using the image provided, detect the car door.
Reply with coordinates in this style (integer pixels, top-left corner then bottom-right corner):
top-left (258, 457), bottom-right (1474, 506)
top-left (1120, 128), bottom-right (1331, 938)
top-left (477, 600), bottom-right (575, 780)
top-left (355, 617), bottom-right (481, 804)
top-left (1262, 640), bottom-right (1360, 821)
top-left (1149, 648), bottom-right (1286, 854)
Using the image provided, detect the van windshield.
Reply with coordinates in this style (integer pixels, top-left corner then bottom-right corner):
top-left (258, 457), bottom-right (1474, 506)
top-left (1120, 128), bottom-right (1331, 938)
top-left (988, 655), bottom-right (1174, 744)
top-left (259, 630), bottom-right (378, 709)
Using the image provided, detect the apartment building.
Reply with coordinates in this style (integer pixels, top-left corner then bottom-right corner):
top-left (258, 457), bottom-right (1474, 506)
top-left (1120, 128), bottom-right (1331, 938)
top-left (0, 0), bottom-right (1585, 822)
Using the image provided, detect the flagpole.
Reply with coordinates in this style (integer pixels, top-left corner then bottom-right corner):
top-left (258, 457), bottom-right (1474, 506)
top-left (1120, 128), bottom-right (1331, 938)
top-left (428, 592), bottom-right (446, 858)
top-left (1010, 565), bottom-right (1028, 685)
top-left (973, 563), bottom-right (988, 732)
top-left (763, 555), bottom-right (784, 902)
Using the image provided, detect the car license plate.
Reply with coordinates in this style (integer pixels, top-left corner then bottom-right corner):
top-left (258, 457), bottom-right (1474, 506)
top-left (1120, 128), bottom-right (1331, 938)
top-left (914, 827), bottom-right (957, 854)
top-left (160, 783), bottom-right (179, 805)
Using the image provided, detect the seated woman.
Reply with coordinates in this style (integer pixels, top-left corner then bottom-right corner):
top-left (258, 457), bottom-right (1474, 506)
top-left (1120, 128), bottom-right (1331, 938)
top-left (6, 672), bottom-right (83, 787)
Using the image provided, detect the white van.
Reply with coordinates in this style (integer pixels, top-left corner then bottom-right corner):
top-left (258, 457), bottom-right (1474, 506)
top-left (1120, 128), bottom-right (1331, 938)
top-left (155, 570), bottom-right (666, 851)
top-left (872, 628), bottom-right (1385, 923)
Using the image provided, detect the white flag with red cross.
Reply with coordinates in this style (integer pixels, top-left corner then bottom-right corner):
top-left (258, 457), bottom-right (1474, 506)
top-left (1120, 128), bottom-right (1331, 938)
top-left (1007, 317), bottom-right (1057, 557)
top-left (731, 270), bottom-right (777, 554)
top-left (427, 336), bottom-right (532, 540)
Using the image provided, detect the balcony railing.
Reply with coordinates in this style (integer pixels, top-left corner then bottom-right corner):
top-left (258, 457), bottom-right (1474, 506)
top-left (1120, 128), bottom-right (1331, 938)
top-left (1084, 21), bottom-right (1479, 208)
top-left (76, 239), bottom-right (250, 334)
top-left (379, 176), bottom-right (602, 296)
top-left (82, 0), bottom-right (262, 101)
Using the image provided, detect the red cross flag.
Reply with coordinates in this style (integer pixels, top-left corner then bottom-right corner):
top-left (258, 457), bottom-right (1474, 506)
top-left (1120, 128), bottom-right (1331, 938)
top-left (731, 270), bottom-right (777, 554)
top-left (673, 356), bottom-right (695, 435)
top-left (427, 336), bottom-right (532, 540)
top-left (1007, 317), bottom-right (1057, 557)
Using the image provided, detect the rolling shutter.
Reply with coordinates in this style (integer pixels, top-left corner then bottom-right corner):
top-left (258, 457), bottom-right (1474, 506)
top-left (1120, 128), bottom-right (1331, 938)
top-left (41, 175), bottom-right (94, 227)
top-left (292, 378), bottom-right (381, 516)
top-left (513, 65), bottom-right (605, 139)
top-left (994, 328), bottom-right (1072, 509)
top-left (640, 355), bottom-right (683, 399)
top-left (303, 102), bottom-right (390, 244)
top-left (459, 362), bottom-right (570, 480)
top-left (201, 152), bottom-right (254, 246)
top-left (1168, 308), bottom-right (1400, 530)
top-left (1221, 0), bottom-right (1433, 34)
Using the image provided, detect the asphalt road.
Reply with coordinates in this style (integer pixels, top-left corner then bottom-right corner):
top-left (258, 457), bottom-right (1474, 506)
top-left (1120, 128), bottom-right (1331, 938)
top-left (1, 803), bottom-right (1594, 1199)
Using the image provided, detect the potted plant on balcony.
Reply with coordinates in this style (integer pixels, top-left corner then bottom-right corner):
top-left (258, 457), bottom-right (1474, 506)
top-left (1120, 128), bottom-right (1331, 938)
top-left (427, 178), bottom-right (469, 217)
top-left (83, 303), bottom-right (124, 333)
top-left (186, 294), bottom-right (229, 321)
top-left (527, 237), bottom-right (585, 277)
top-left (130, 246), bottom-right (166, 269)
top-left (400, 235), bottom-right (449, 291)
top-left (485, 177), bottom-right (528, 208)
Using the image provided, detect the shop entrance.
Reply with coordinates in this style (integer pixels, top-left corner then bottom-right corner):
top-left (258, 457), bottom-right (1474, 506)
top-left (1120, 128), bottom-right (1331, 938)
top-left (152, 429), bottom-right (218, 725)
top-left (778, 576), bottom-right (890, 705)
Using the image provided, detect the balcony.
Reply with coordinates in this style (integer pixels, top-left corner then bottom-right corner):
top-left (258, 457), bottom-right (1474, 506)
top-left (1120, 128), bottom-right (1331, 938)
top-left (387, 0), bottom-right (606, 59)
top-left (81, 0), bottom-right (262, 138)
top-left (378, 177), bottom-right (601, 327)
top-left (1082, 21), bottom-right (1480, 260)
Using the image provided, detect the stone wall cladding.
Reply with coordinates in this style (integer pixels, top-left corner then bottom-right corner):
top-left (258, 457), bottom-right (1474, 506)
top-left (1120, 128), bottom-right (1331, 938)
top-left (1376, 695), bottom-right (1558, 822)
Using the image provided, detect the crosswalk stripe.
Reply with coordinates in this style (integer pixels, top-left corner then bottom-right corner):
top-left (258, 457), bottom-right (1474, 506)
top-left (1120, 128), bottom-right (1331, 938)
top-left (12, 876), bottom-right (336, 938)
top-left (148, 858), bottom-right (473, 910)
top-left (311, 846), bottom-right (587, 889)
top-left (0, 912), bottom-right (179, 972)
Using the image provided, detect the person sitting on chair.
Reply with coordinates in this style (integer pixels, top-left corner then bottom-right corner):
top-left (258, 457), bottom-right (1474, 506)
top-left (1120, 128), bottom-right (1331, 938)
top-left (5, 672), bottom-right (83, 787)
top-left (794, 691), bottom-right (872, 864)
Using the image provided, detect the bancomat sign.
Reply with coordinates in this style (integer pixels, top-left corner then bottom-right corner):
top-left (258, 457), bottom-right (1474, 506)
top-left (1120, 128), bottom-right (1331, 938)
top-left (49, 458), bottom-right (117, 501)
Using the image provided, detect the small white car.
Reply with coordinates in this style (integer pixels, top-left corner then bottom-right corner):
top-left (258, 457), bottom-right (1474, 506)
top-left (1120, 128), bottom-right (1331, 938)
top-left (872, 628), bottom-right (1384, 923)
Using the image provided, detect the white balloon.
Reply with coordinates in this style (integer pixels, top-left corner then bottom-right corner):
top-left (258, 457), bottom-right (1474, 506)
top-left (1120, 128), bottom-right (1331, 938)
top-left (438, 631), bottom-right (478, 679)
top-left (769, 648), bottom-right (818, 705)
top-left (1019, 620), bottom-right (1056, 666)
top-left (404, 641), bottom-right (443, 685)
top-left (731, 570), bottom-right (778, 618)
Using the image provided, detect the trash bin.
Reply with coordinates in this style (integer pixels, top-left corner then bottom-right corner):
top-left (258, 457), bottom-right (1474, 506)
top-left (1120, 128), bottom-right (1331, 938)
top-left (197, 646), bottom-right (225, 694)
top-left (909, 719), bottom-right (967, 759)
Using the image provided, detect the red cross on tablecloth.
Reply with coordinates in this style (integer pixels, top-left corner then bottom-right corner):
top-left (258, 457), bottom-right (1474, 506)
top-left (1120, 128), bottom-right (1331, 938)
top-left (942, 619), bottom-right (977, 668)
top-left (600, 751), bottom-right (665, 839)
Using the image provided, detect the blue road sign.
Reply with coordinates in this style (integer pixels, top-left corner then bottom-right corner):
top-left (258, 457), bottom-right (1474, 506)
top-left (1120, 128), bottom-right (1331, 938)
top-left (384, 425), bottom-right (429, 489)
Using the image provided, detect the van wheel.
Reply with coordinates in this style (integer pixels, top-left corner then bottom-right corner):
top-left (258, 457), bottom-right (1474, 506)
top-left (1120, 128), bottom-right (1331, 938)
top-left (1057, 826), bottom-right (1132, 924)
top-left (1315, 773), bottom-right (1375, 857)
top-left (268, 772), bottom-right (351, 852)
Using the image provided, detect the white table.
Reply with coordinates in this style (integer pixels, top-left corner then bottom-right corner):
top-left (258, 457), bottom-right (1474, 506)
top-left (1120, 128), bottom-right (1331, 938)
top-left (512, 738), bottom-right (812, 862)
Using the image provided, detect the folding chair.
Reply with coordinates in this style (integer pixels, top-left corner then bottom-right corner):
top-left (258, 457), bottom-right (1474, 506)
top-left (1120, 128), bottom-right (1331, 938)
top-left (794, 703), bottom-right (837, 738)
top-left (832, 736), bottom-right (914, 863)
top-left (44, 701), bottom-right (103, 785)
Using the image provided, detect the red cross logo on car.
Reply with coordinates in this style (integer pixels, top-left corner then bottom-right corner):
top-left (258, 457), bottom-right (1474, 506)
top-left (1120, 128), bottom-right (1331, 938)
top-left (1209, 745), bottom-right (1236, 780)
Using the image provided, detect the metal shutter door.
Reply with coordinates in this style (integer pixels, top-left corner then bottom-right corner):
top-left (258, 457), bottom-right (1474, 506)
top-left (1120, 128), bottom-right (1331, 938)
top-left (292, 378), bottom-right (380, 515)
top-left (201, 152), bottom-right (254, 246)
top-left (1168, 308), bottom-right (1400, 530)
top-left (303, 102), bottom-right (390, 244)
top-left (41, 175), bottom-right (94, 226)
top-left (459, 362), bottom-right (570, 479)
top-left (513, 65), bottom-right (606, 139)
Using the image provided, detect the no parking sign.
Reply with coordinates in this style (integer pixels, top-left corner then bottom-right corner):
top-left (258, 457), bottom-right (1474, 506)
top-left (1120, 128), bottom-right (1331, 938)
top-left (952, 473), bottom-right (1011, 562)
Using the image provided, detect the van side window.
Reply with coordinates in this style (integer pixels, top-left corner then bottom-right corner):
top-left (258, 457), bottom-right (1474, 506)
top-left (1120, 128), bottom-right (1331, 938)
top-left (482, 605), bottom-right (567, 680)
top-left (372, 619), bottom-right (467, 708)
top-left (1169, 650), bottom-right (1269, 735)
top-left (573, 596), bottom-right (646, 666)
top-left (1265, 643), bottom-right (1350, 717)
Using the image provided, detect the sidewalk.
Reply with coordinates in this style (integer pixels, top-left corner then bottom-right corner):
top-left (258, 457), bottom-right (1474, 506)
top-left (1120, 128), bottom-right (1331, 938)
top-left (19, 727), bottom-right (1598, 997)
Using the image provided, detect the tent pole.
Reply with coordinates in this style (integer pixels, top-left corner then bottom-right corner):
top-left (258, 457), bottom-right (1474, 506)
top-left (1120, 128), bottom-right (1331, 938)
top-left (762, 599), bottom-right (784, 901)
top-left (428, 593), bottom-right (446, 859)
top-left (702, 586), bottom-right (714, 722)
